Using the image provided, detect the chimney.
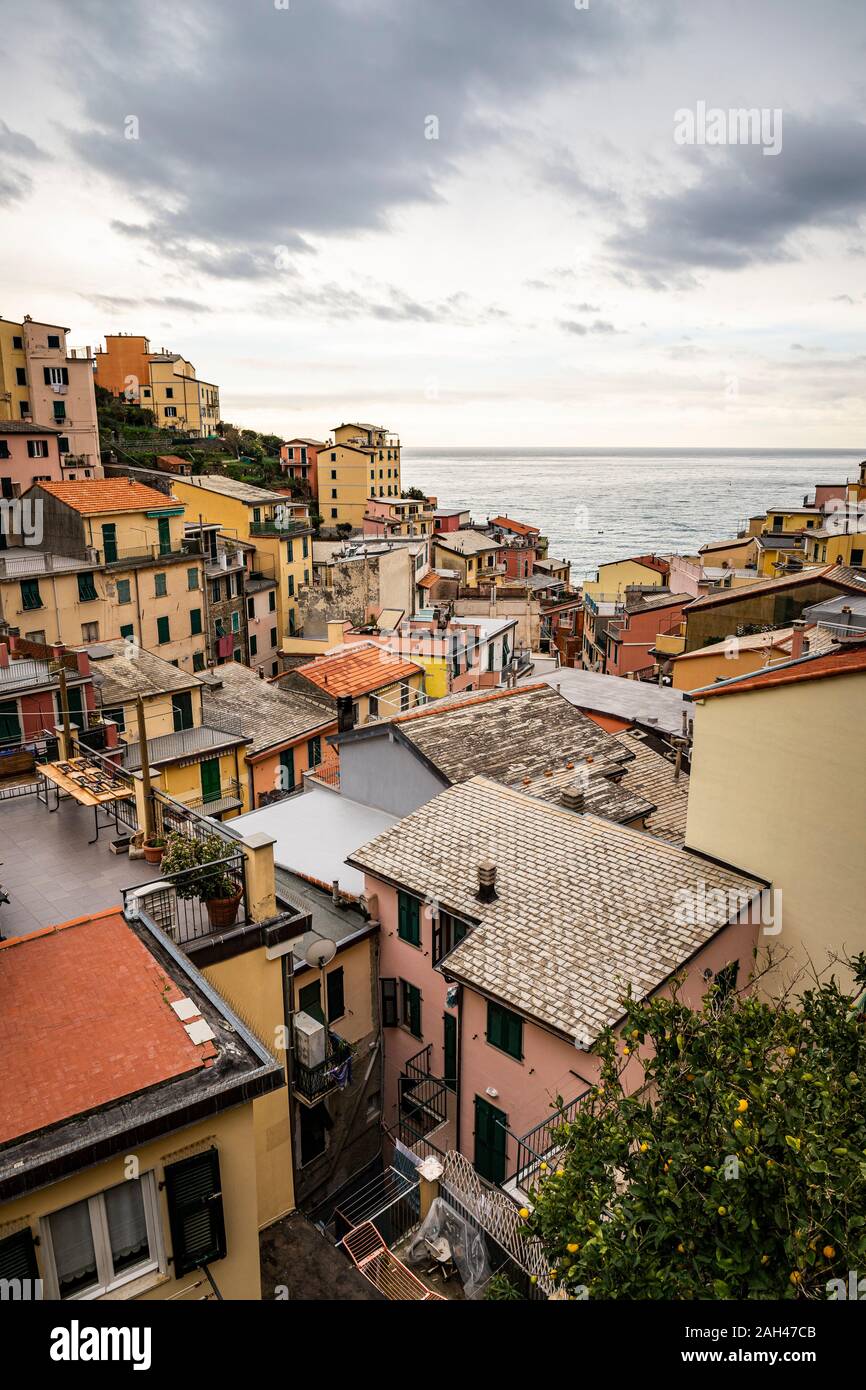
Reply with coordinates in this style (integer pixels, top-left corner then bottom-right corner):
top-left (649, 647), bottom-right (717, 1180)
top-left (561, 784), bottom-right (585, 813)
top-left (336, 694), bottom-right (355, 733)
top-left (476, 857), bottom-right (498, 904)
top-left (790, 619), bottom-right (808, 659)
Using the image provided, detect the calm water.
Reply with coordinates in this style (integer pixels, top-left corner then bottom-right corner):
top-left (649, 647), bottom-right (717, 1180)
top-left (401, 448), bottom-right (864, 583)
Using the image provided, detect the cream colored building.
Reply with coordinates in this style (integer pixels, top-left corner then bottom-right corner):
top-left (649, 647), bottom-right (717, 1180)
top-left (0, 315), bottom-right (101, 473)
top-left (146, 354), bottom-right (220, 438)
top-left (321, 422), bottom-right (402, 530)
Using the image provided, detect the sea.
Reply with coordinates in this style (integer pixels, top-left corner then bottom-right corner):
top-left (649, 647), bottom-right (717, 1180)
top-left (401, 448), bottom-right (864, 585)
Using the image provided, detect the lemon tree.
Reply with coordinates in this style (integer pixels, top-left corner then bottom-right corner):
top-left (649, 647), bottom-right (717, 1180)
top-left (524, 958), bottom-right (866, 1300)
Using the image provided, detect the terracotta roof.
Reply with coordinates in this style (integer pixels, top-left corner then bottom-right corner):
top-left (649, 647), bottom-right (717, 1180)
top-left (684, 565), bottom-right (864, 611)
top-left (417, 572), bottom-right (441, 589)
top-left (0, 910), bottom-right (210, 1144)
top-left (348, 777), bottom-right (762, 1041)
top-left (489, 515), bottom-right (540, 536)
top-left (34, 479), bottom-right (176, 514)
top-left (692, 642), bottom-right (866, 699)
top-left (297, 642), bottom-right (423, 699)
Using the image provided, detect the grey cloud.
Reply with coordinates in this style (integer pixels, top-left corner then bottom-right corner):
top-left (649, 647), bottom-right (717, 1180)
top-left (81, 292), bottom-right (213, 315)
top-left (559, 318), bottom-right (618, 335)
top-left (0, 120), bottom-right (49, 161)
top-left (609, 113), bottom-right (866, 282)
top-left (261, 280), bottom-right (508, 326)
top-left (36, 0), bottom-right (668, 278)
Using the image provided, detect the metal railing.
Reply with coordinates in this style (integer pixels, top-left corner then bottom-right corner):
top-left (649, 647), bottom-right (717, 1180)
top-left (399, 1045), bottom-right (449, 1134)
top-left (509, 1089), bottom-right (590, 1193)
top-left (249, 519), bottom-right (310, 538)
top-left (294, 1031), bottom-right (353, 1104)
top-left (122, 850), bottom-right (248, 947)
top-left (184, 778), bottom-right (244, 815)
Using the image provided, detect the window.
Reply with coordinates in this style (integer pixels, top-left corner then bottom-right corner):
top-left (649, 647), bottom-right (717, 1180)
top-left (330, 452), bottom-right (336, 461)
top-left (42, 1173), bottom-right (161, 1299)
top-left (12, 334), bottom-right (22, 350)
top-left (231, 610), bottom-right (240, 633)
top-left (101, 523), bottom-right (117, 564)
top-left (53, 401), bottom-right (66, 421)
top-left (381, 977), bottom-right (398, 1027)
top-left (369, 694), bottom-right (379, 720)
top-left (298, 979), bottom-right (323, 1023)
top-left (20, 578), bottom-right (42, 610)
top-left (200, 759), bottom-right (221, 803)
top-left (103, 704), bottom-right (127, 732)
top-left (172, 691), bottom-right (194, 732)
top-left (279, 748), bottom-right (295, 793)
top-left (0, 441), bottom-right (8, 459)
top-left (165, 387), bottom-right (174, 399)
top-left (487, 1001), bottom-right (523, 1060)
top-left (443, 1012), bottom-right (457, 1092)
top-left (288, 575), bottom-right (295, 597)
top-left (268, 590), bottom-right (276, 612)
top-left (299, 1101), bottom-right (330, 1166)
top-left (433, 911), bottom-right (469, 965)
top-left (714, 960), bottom-right (739, 1003)
top-left (77, 572), bottom-right (98, 602)
top-left (119, 624), bottom-right (134, 642)
top-left (247, 596), bottom-right (255, 620)
top-left (190, 608), bottom-right (202, 636)
top-left (19, 401), bottom-right (29, 418)
top-left (47, 334), bottom-right (60, 349)
top-left (15, 367), bottom-right (26, 386)
top-left (326, 966), bottom-right (345, 1022)
top-left (270, 626), bottom-right (277, 646)
top-left (187, 567), bottom-right (199, 591)
top-left (115, 578), bottom-right (131, 605)
top-left (211, 580), bottom-right (221, 603)
top-left (302, 535), bottom-right (309, 558)
top-left (253, 508), bottom-right (261, 525)
top-left (142, 387), bottom-right (151, 398)
top-left (156, 615), bottom-right (171, 644)
top-left (193, 651), bottom-right (205, 672)
top-left (26, 439), bottom-right (48, 458)
top-left (250, 633), bottom-right (257, 656)
top-left (331, 509), bottom-right (337, 519)
top-left (397, 891), bottom-right (421, 946)
top-left (164, 1149), bottom-right (226, 1278)
top-left (164, 406), bottom-right (177, 418)
top-left (154, 572), bottom-right (167, 597)
top-left (308, 735), bottom-right (321, 768)
top-left (286, 539), bottom-right (294, 562)
top-left (81, 622), bottom-right (99, 643)
top-left (400, 980), bottom-right (422, 1038)
top-left (852, 549), bottom-right (864, 566)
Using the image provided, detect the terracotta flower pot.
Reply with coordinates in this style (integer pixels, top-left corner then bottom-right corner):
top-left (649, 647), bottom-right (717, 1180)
top-left (205, 887), bottom-right (243, 929)
top-left (143, 843), bottom-right (165, 864)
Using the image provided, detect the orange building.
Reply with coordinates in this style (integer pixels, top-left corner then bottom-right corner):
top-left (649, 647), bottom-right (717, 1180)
top-left (93, 334), bottom-right (153, 401)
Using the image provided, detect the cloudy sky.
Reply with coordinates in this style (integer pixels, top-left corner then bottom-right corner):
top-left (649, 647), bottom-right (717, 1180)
top-left (1, 0), bottom-right (864, 446)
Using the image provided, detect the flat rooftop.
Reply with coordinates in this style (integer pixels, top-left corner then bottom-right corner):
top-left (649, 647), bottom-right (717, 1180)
top-left (532, 667), bottom-right (694, 735)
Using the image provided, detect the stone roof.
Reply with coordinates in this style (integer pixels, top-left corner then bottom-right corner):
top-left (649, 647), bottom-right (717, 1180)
top-left (86, 639), bottom-right (205, 704)
top-left (434, 530), bottom-right (503, 556)
top-left (614, 730), bottom-right (690, 845)
top-left (348, 777), bottom-right (763, 1042)
top-left (201, 662), bottom-right (335, 755)
top-left (532, 668), bottom-right (694, 735)
top-left (179, 474), bottom-right (287, 504)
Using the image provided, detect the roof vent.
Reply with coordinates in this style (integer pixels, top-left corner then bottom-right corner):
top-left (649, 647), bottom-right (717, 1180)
top-left (476, 857), bottom-right (498, 903)
top-left (561, 784), bottom-right (586, 813)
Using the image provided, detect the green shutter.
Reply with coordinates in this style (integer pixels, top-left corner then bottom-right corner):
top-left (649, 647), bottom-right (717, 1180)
top-left (0, 700), bottom-right (21, 742)
top-left (298, 979), bottom-right (323, 1024)
top-left (155, 573), bottom-right (167, 597)
top-left (158, 517), bottom-right (171, 555)
top-left (444, 1012), bottom-right (457, 1092)
top-left (116, 578), bottom-right (131, 604)
top-left (398, 891), bottom-right (420, 945)
top-left (157, 615), bottom-right (170, 644)
top-left (193, 652), bottom-right (205, 672)
top-left (164, 1149), bottom-right (226, 1277)
top-left (474, 1096), bottom-right (508, 1184)
top-left (77, 572), bottom-right (97, 602)
top-left (20, 579), bottom-right (41, 610)
top-left (326, 966), bottom-right (345, 1022)
top-left (0, 1228), bottom-right (38, 1283)
top-left (279, 749), bottom-right (295, 791)
top-left (101, 523), bottom-right (117, 563)
top-left (403, 981), bottom-right (422, 1038)
top-left (172, 692), bottom-right (193, 732)
top-left (487, 1001), bottom-right (523, 1059)
top-left (308, 735), bottom-right (321, 767)
top-left (187, 567), bottom-right (199, 590)
top-left (190, 607), bottom-right (202, 635)
top-left (120, 623), bottom-right (134, 641)
top-left (200, 758), bottom-right (221, 803)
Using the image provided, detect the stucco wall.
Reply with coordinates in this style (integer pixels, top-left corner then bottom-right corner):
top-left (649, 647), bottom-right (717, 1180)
top-left (339, 731), bottom-right (446, 815)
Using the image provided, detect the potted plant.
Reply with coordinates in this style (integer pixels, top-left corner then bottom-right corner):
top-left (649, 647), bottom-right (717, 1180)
top-left (161, 832), bottom-right (243, 928)
top-left (142, 835), bottom-right (166, 865)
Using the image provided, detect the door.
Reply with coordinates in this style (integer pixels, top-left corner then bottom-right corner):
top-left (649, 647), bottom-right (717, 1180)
top-left (0, 699), bottom-right (21, 743)
top-left (66, 684), bottom-right (84, 730)
top-left (172, 691), bottom-right (193, 732)
top-left (157, 518), bottom-right (171, 556)
top-left (199, 758), bottom-right (221, 805)
top-left (443, 1013), bottom-right (457, 1092)
top-left (474, 1095), bottom-right (508, 1185)
top-left (101, 523), bottom-right (117, 563)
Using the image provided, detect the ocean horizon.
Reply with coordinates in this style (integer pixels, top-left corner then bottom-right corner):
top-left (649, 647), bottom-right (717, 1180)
top-left (401, 447), bottom-right (864, 582)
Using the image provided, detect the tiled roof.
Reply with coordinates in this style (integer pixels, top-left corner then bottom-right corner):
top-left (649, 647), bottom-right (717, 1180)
top-left (86, 639), bottom-right (204, 702)
top-left (123, 723), bottom-right (248, 769)
top-left (489, 516), bottom-right (540, 536)
top-left (297, 642), bottom-right (423, 699)
top-left (179, 474), bottom-right (287, 503)
top-left (0, 910), bottom-right (210, 1144)
top-left (533, 668), bottom-right (694, 735)
top-left (34, 479), bottom-right (176, 514)
top-left (0, 420), bottom-right (62, 435)
top-left (202, 662), bottom-right (335, 755)
top-left (348, 777), bottom-right (763, 1041)
top-left (673, 628), bottom-right (794, 661)
top-left (614, 730), bottom-right (690, 845)
top-left (684, 565), bottom-right (864, 611)
top-left (434, 530), bottom-right (503, 555)
top-left (692, 641), bottom-right (866, 699)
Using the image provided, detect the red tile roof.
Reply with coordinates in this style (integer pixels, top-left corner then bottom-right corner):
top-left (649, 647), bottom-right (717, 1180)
top-left (490, 516), bottom-right (540, 536)
top-left (34, 479), bottom-right (177, 514)
top-left (694, 643), bottom-right (866, 699)
top-left (0, 909), bottom-right (210, 1144)
top-left (297, 642), bottom-right (423, 698)
top-left (417, 572), bottom-right (441, 589)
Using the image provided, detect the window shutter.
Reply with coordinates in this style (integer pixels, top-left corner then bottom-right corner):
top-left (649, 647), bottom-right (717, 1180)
top-left (61, 367), bottom-right (69, 385)
top-left (0, 1228), bottom-right (38, 1283)
top-left (43, 367), bottom-right (51, 385)
top-left (326, 966), bottom-right (345, 1021)
top-left (164, 1148), bottom-right (226, 1277)
top-left (381, 977), bottom-right (398, 1027)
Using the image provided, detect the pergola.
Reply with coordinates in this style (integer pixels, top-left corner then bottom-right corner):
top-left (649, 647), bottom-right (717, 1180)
top-left (37, 756), bottom-right (136, 845)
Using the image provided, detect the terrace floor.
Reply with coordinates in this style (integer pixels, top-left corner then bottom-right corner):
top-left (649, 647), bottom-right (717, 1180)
top-left (0, 792), bottom-right (162, 939)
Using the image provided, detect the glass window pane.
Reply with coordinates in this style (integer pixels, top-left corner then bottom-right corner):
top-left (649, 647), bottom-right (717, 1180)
top-left (50, 1199), bottom-right (98, 1297)
top-left (104, 1180), bottom-right (150, 1276)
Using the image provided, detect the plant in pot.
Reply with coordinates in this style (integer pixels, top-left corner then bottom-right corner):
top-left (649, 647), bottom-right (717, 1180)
top-left (142, 834), bottom-right (166, 865)
top-left (160, 832), bottom-right (243, 929)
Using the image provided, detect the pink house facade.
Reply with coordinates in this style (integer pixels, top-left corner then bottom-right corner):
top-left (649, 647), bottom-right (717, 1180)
top-left (0, 422), bottom-right (64, 499)
top-left (348, 776), bottom-right (764, 1194)
top-left (22, 320), bottom-right (101, 474)
top-left (605, 593), bottom-right (690, 678)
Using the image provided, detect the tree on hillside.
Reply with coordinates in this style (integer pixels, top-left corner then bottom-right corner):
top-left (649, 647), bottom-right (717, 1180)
top-left (520, 958), bottom-right (866, 1300)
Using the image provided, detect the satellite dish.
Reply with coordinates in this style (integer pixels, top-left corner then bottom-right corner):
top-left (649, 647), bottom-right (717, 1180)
top-left (304, 938), bottom-right (337, 970)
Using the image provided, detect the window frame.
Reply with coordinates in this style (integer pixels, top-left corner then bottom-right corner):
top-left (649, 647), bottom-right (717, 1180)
top-left (432, 911), bottom-right (469, 966)
top-left (486, 1000), bottom-right (524, 1061)
top-left (397, 890), bottom-right (421, 947)
top-left (39, 1171), bottom-right (163, 1301)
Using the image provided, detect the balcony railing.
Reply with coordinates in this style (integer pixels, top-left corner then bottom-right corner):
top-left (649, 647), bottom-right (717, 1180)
top-left (294, 1032), bottom-right (353, 1105)
top-left (249, 519), bottom-right (310, 538)
top-left (509, 1088), bottom-right (590, 1194)
top-left (185, 778), bottom-right (244, 816)
top-left (122, 849), bottom-right (248, 948)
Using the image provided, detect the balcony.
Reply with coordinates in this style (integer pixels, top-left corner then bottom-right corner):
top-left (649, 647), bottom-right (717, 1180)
top-left (503, 1089), bottom-right (589, 1203)
top-left (249, 518), bottom-right (310, 538)
top-left (655, 631), bottom-right (686, 656)
top-left (293, 1031), bottom-right (353, 1105)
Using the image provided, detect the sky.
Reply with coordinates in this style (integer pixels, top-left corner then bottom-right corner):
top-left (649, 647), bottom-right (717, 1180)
top-left (0, 0), bottom-right (864, 447)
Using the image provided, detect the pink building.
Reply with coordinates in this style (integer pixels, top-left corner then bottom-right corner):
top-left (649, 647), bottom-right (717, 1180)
top-left (433, 507), bottom-right (471, 534)
top-left (605, 591), bottom-right (691, 678)
top-left (0, 634), bottom-right (96, 748)
top-left (348, 776), bottom-right (764, 1192)
top-left (0, 422), bottom-right (64, 499)
top-left (279, 438), bottom-right (327, 499)
top-left (21, 319), bottom-right (101, 474)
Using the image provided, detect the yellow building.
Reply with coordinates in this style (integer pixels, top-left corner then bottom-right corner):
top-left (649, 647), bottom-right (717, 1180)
top-left (431, 530), bottom-right (504, 588)
top-left (581, 555), bottom-right (667, 668)
top-left (803, 525), bottom-right (866, 569)
top-left (144, 354), bottom-right (220, 437)
top-left (172, 475), bottom-right (312, 641)
top-left (0, 905), bottom-right (283, 1302)
top-left (1, 480), bottom-right (207, 674)
top-left (321, 422), bottom-right (402, 530)
top-left (698, 536), bottom-right (759, 570)
top-left (685, 643), bottom-right (866, 992)
top-left (670, 627), bottom-right (797, 691)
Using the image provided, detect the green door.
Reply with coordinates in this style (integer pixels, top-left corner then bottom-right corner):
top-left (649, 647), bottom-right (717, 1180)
top-left (443, 1013), bottom-right (457, 1092)
top-left (172, 691), bottom-right (193, 732)
top-left (474, 1095), bottom-right (508, 1185)
top-left (158, 517), bottom-right (171, 555)
top-left (0, 699), bottom-right (21, 743)
top-left (199, 758), bottom-right (221, 804)
top-left (101, 523), bottom-right (117, 563)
